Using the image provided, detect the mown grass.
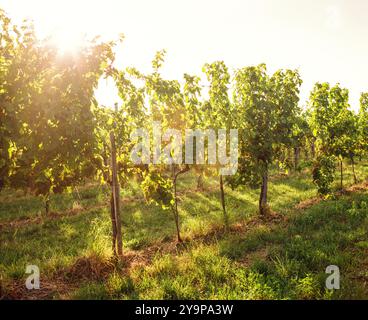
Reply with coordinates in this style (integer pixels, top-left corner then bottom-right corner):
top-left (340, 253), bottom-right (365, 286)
top-left (1, 159), bottom-right (368, 299)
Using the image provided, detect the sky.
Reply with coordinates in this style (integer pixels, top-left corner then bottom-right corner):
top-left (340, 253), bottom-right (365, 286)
top-left (1, 0), bottom-right (368, 110)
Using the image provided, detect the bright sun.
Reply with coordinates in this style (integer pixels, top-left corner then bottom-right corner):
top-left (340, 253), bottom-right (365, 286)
top-left (11, 1), bottom-right (103, 54)
top-left (47, 28), bottom-right (86, 54)
top-left (20, 1), bottom-right (123, 105)
top-left (43, 5), bottom-right (92, 54)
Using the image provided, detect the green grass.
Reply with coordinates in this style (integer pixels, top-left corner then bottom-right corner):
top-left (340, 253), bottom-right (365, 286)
top-left (1, 159), bottom-right (368, 299)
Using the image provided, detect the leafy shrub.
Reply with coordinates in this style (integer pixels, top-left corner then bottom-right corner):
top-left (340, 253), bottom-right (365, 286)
top-left (312, 155), bottom-right (336, 195)
top-left (141, 171), bottom-right (174, 209)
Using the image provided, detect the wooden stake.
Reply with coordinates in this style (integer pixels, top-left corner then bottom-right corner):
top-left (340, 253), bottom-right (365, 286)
top-left (110, 130), bottom-right (123, 257)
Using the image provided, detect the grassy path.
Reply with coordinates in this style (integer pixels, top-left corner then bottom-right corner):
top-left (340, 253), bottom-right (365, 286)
top-left (1, 162), bottom-right (368, 299)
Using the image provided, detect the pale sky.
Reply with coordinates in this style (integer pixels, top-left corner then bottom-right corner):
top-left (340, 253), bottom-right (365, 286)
top-left (1, 0), bottom-right (368, 110)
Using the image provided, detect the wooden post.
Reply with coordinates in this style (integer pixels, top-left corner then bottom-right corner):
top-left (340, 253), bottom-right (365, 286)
top-left (110, 192), bottom-right (117, 254)
top-left (259, 164), bottom-right (269, 216)
top-left (44, 194), bottom-right (50, 215)
top-left (351, 156), bottom-right (357, 184)
top-left (110, 102), bottom-right (123, 257)
top-left (340, 158), bottom-right (343, 190)
top-left (220, 175), bottom-right (228, 229)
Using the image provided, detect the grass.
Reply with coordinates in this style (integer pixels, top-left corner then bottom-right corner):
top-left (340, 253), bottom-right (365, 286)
top-left (1, 159), bottom-right (368, 299)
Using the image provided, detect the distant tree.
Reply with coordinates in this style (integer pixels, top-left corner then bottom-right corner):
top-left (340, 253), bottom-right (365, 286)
top-left (203, 61), bottom-right (233, 227)
top-left (344, 110), bottom-right (359, 184)
top-left (291, 110), bottom-right (311, 171)
top-left (142, 50), bottom-right (189, 242)
top-left (183, 73), bottom-right (206, 190)
top-left (358, 93), bottom-right (368, 157)
top-left (0, 10), bottom-right (116, 212)
top-left (0, 9), bottom-right (21, 190)
top-left (233, 64), bottom-right (302, 215)
top-left (309, 83), bottom-right (354, 189)
top-left (304, 108), bottom-right (317, 160)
